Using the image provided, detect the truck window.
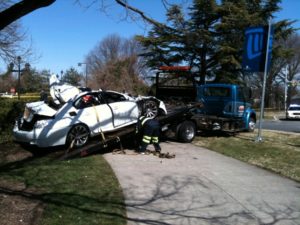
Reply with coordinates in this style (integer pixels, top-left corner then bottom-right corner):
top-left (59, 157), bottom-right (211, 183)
top-left (204, 87), bottom-right (231, 97)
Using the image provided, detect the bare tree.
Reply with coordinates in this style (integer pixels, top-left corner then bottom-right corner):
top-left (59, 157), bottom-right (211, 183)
top-left (75, 0), bottom-right (169, 29)
top-left (0, 0), bottom-right (177, 32)
top-left (0, 22), bottom-right (31, 63)
top-left (0, 0), bottom-right (175, 63)
top-left (0, 69), bottom-right (15, 92)
top-left (86, 34), bottom-right (147, 94)
top-left (247, 33), bottom-right (300, 109)
top-left (0, 1), bottom-right (38, 64)
top-left (277, 33), bottom-right (300, 105)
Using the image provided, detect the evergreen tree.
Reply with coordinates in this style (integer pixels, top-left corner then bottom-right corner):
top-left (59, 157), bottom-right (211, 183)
top-left (62, 67), bottom-right (82, 86)
top-left (216, 0), bottom-right (291, 83)
top-left (137, 0), bottom-right (295, 85)
top-left (188, 0), bottom-right (220, 84)
top-left (22, 68), bottom-right (50, 92)
top-left (136, 1), bottom-right (219, 84)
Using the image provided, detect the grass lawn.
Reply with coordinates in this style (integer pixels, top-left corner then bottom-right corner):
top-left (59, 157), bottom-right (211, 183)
top-left (0, 144), bottom-right (126, 225)
top-left (194, 130), bottom-right (300, 182)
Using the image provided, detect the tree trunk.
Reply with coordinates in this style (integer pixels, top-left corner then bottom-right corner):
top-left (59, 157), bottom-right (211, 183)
top-left (199, 44), bottom-right (207, 84)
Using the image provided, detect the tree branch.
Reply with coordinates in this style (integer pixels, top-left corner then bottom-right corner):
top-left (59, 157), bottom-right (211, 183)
top-left (114, 0), bottom-right (167, 29)
top-left (0, 0), bottom-right (56, 30)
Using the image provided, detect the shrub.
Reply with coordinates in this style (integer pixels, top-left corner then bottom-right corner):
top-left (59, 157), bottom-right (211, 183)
top-left (0, 98), bottom-right (27, 135)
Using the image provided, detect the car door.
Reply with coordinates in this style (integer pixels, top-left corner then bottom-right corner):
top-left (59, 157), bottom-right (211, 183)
top-left (101, 92), bottom-right (139, 128)
top-left (73, 93), bottom-right (114, 135)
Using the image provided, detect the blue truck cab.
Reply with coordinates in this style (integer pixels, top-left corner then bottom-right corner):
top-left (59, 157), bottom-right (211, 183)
top-left (153, 67), bottom-right (256, 137)
top-left (196, 83), bottom-right (256, 132)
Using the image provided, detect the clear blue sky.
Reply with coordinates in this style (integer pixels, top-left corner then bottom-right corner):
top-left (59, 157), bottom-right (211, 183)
top-left (6, 0), bottom-right (300, 75)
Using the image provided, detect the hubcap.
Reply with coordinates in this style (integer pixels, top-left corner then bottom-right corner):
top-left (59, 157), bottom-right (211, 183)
top-left (144, 101), bottom-right (158, 117)
top-left (249, 120), bottom-right (256, 131)
top-left (185, 126), bottom-right (195, 140)
top-left (68, 125), bottom-right (89, 147)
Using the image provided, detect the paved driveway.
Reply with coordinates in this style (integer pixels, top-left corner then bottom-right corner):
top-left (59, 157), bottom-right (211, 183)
top-left (104, 142), bottom-right (300, 225)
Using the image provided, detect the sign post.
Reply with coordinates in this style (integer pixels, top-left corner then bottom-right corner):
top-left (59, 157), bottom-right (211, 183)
top-left (242, 19), bottom-right (273, 142)
top-left (256, 19), bottom-right (272, 142)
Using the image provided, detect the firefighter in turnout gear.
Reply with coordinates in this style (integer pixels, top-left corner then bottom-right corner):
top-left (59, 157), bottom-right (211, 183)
top-left (136, 115), bottom-right (161, 154)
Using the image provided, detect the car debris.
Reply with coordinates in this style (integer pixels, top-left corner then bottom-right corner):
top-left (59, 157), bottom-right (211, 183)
top-left (112, 149), bottom-right (176, 159)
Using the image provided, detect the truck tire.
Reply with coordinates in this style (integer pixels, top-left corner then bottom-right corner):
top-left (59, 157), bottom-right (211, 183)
top-left (177, 121), bottom-right (196, 143)
top-left (247, 117), bottom-right (256, 132)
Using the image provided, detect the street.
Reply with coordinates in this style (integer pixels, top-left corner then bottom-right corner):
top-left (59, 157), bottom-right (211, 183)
top-left (261, 119), bottom-right (300, 133)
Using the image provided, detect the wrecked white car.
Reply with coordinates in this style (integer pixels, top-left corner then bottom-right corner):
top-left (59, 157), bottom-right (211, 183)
top-left (13, 75), bottom-right (167, 148)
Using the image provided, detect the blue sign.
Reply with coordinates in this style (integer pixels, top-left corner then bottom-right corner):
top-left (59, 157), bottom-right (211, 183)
top-left (242, 26), bottom-right (273, 72)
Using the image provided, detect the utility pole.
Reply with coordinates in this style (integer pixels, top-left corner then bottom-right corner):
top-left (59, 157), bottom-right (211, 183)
top-left (284, 66), bottom-right (288, 115)
top-left (9, 56), bottom-right (30, 100)
top-left (78, 62), bottom-right (88, 87)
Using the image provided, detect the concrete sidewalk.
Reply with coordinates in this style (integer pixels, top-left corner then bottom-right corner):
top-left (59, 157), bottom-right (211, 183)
top-left (104, 142), bottom-right (300, 225)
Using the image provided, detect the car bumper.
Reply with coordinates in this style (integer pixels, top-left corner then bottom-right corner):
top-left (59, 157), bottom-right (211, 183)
top-left (13, 126), bottom-right (41, 146)
top-left (287, 115), bottom-right (300, 119)
top-left (13, 123), bottom-right (67, 147)
top-left (287, 113), bottom-right (300, 119)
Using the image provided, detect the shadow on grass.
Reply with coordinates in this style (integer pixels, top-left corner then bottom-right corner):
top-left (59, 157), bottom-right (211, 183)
top-left (0, 141), bottom-right (127, 224)
top-left (0, 185), bottom-right (126, 222)
top-left (0, 142), bottom-right (65, 174)
top-left (197, 130), bottom-right (235, 138)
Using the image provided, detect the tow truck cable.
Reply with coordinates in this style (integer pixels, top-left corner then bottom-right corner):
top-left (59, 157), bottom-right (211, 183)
top-left (92, 105), bottom-right (107, 147)
top-left (64, 138), bottom-right (76, 157)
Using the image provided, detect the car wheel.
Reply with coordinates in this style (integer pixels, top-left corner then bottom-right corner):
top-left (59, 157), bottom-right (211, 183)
top-left (177, 121), bottom-right (196, 143)
top-left (143, 100), bottom-right (159, 118)
top-left (247, 117), bottom-right (256, 132)
top-left (66, 124), bottom-right (90, 148)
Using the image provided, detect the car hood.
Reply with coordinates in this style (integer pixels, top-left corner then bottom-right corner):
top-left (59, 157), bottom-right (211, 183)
top-left (24, 101), bottom-right (57, 122)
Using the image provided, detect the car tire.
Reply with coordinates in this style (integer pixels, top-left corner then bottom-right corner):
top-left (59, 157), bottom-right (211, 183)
top-left (143, 100), bottom-right (159, 118)
top-left (177, 121), bottom-right (196, 143)
top-left (247, 117), bottom-right (256, 132)
top-left (66, 124), bottom-right (90, 148)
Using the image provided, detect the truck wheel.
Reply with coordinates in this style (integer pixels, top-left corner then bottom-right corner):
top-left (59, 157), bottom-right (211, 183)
top-left (247, 117), bottom-right (256, 132)
top-left (177, 121), bottom-right (196, 143)
top-left (66, 124), bottom-right (90, 148)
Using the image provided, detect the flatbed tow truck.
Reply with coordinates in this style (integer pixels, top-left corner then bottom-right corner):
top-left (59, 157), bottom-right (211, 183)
top-left (59, 105), bottom-right (197, 160)
top-left (60, 66), bottom-right (257, 159)
top-left (60, 103), bottom-right (252, 160)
